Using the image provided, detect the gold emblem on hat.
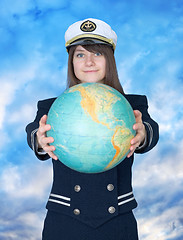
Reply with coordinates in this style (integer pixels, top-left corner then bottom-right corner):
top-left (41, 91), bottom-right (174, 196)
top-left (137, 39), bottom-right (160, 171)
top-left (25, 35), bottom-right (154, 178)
top-left (80, 20), bottom-right (96, 32)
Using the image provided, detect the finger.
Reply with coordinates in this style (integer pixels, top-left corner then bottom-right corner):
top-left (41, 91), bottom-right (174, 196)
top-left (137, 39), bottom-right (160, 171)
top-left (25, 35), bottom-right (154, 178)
top-left (133, 110), bottom-right (142, 123)
top-left (130, 142), bottom-right (140, 151)
top-left (38, 115), bottom-right (51, 134)
top-left (38, 123), bottom-right (51, 135)
top-left (43, 144), bottom-right (56, 153)
top-left (37, 126), bottom-right (51, 145)
top-left (48, 151), bottom-right (58, 160)
top-left (36, 129), bottom-right (50, 148)
top-left (127, 149), bottom-right (135, 158)
top-left (133, 122), bottom-right (143, 131)
top-left (133, 123), bottom-right (146, 144)
top-left (40, 137), bottom-right (55, 150)
top-left (134, 110), bottom-right (142, 118)
top-left (39, 115), bottom-right (47, 126)
top-left (41, 136), bottom-right (54, 146)
top-left (127, 142), bottom-right (139, 158)
top-left (131, 134), bottom-right (141, 145)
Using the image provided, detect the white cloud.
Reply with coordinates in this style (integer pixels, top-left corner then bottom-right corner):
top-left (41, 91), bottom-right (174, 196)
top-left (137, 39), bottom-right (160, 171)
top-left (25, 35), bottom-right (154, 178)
top-left (117, 51), bottom-right (149, 92)
top-left (0, 61), bottom-right (39, 129)
top-left (0, 155), bottom-right (51, 239)
top-left (0, 160), bottom-right (52, 200)
top-left (17, 212), bottom-right (43, 228)
top-left (138, 203), bottom-right (183, 240)
top-left (7, 104), bottom-right (36, 125)
top-left (0, 211), bottom-right (44, 240)
top-left (133, 139), bottom-right (183, 191)
top-left (0, 131), bottom-right (10, 149)
top-left (133, 140), bottom-right (183, 239)
top-left (145, 55), bottom-right (183, 140)
top-left (0, 82), bottom-right (16, 129)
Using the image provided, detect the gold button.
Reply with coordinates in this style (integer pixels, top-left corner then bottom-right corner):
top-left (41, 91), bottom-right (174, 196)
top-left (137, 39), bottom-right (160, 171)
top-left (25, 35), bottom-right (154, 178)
top-left (73, 209), bottom-right (80, 215)
top-left (74, 185), bottom-right (81, 192)
top-left (107, 184), bottom-right (114, 191)
top-left (108, 206), bottom-right (116, 214)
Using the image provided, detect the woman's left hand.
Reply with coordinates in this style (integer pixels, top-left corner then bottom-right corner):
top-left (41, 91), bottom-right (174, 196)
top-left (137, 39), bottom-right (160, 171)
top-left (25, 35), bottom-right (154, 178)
top-left (127, 110), bottom-right (146, 158)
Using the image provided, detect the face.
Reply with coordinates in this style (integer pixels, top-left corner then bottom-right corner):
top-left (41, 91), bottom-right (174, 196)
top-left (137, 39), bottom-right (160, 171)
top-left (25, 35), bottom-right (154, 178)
top-left (73, 45), bottom-right (106, 83)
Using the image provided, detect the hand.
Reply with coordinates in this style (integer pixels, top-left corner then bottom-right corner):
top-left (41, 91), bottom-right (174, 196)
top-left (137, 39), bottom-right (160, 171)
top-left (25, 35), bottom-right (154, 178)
top-left (127, 110), bottom-right (146, 158)
top-left (36, 115), bottom-right (58, 160)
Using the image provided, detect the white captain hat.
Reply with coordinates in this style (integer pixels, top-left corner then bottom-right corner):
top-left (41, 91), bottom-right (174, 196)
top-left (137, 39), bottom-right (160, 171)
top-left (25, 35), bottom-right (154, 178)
top-left (65, 18), bottom-right (117, 51)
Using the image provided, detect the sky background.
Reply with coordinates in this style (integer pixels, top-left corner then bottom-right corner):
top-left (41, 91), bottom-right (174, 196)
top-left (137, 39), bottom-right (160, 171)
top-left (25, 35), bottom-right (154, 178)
top-left (0, 0), bottom-right (183, 239)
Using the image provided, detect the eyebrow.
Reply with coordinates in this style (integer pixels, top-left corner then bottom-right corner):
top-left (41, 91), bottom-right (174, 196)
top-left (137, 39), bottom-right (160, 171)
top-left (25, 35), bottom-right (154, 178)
top-left (74, 49), bottom-right (85, 52)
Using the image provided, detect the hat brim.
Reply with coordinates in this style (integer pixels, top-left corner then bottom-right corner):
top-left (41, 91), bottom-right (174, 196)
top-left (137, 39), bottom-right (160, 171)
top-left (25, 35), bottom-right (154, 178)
top-left (66, 38), bottom-right (113, 49)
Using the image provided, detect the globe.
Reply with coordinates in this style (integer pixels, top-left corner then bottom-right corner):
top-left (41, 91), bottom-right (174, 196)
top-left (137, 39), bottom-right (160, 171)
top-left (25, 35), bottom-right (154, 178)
top-left (46, 83), bottom-right (136, 173)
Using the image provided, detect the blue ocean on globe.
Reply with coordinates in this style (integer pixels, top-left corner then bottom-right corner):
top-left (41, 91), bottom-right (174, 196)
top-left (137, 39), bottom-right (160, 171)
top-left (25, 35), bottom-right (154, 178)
top-left (46, 83), bottom-right (136, 173)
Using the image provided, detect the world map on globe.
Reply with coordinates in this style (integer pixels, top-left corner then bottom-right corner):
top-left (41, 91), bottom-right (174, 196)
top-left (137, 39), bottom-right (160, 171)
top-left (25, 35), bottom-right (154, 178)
top-left (47, 83), bottom-right (136, 173)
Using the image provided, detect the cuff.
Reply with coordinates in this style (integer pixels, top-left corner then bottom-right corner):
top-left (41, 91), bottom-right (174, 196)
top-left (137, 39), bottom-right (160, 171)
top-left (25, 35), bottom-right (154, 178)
top-left (31, 128), bottom-right (46, 155)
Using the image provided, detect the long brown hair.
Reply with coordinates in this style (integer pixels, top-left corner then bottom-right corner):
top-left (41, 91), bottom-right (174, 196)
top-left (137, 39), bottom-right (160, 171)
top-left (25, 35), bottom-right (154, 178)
top-left (67, 44), bottom-right (125, 95)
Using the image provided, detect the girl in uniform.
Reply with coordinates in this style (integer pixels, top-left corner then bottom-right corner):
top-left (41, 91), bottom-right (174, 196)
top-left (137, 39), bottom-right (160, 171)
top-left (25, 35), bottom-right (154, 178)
top-left (26, 18), bottom-right (159, 240)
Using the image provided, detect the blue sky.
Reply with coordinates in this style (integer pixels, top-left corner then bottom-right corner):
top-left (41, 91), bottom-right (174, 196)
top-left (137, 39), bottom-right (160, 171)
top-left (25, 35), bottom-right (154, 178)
top-left (0, 0), bottom-right (183, 239)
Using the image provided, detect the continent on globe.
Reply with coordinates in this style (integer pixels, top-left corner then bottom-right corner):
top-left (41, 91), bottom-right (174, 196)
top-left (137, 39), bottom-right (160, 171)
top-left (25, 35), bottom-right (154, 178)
top-left (46, 83), bottom-right (136, 173)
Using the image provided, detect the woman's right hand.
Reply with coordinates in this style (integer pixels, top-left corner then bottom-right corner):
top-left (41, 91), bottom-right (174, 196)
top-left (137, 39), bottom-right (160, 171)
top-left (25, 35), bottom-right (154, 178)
top-left (36, 115), bottom-right (58, 160)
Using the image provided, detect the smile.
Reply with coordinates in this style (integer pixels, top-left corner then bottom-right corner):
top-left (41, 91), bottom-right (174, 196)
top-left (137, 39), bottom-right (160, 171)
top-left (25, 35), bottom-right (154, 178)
top-left (84, 70), bottom-right (98, 73)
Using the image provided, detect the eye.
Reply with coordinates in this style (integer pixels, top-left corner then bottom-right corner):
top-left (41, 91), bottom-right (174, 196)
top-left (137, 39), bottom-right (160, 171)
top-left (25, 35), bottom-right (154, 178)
top-left (76, 53), bottom-right (84, 58)
top-left (95, 52), bottom-right (102, 56)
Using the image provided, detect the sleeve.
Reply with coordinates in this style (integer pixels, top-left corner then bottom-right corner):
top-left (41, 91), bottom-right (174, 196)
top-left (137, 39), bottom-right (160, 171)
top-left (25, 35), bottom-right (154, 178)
top-left (25, 99), bottom-right (55, 161)
top-left (128, 95), bottom-right (159, 154)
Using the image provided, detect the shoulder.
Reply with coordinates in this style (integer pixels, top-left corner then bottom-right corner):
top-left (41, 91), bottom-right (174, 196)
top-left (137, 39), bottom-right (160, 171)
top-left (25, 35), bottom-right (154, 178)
top-left (124, 94), bottom-right (148, 109)
top-left (37, 97), bottom-right (57, 109)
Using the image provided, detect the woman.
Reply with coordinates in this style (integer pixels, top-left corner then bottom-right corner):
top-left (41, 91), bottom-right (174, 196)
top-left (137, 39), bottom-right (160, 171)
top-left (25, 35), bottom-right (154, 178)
top-left (26, 18), bottom-right (159, 240)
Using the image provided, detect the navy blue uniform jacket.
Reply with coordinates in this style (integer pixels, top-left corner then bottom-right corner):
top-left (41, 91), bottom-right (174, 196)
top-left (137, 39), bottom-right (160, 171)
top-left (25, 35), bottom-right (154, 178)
top-left (26, 94), bottom-right (159, 228)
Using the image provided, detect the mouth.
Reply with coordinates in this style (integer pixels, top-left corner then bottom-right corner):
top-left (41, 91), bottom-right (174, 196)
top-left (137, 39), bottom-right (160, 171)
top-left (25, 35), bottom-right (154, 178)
top-left (83, 70), bottom-right (98, 73)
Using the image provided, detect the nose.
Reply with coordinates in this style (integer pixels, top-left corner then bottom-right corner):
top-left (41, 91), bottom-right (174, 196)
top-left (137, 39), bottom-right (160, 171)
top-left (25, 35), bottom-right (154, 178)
top-left (85, 54), bottom-right (94, 66)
